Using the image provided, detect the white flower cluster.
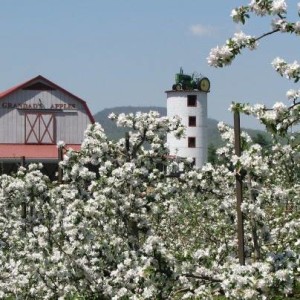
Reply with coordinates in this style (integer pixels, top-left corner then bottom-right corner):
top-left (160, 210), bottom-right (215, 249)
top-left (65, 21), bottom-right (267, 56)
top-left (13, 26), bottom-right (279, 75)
top-left (214, 1), bottom-right (300, 68)
top-left (272, 57), bottom-right (300, 82)
top-left (270, 0), bottom-right (287, 15)
top-left (56, 140), bottom-right (65, 148)
top-left (207, 45), bottom-right (234, 67)
top-left (232, 0), bottom-right (287, 21)
top-left (286, 89), bottom-right (300, 101)
top-left (208, 31), bottom-right (257, 67)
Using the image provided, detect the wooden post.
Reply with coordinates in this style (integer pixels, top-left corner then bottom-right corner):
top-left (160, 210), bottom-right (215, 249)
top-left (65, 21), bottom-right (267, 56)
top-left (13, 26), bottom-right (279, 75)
top-left (20, 156), bottom-right (27, 232)
top-left (58, 147), bottom-right (63, 184)
top-left (234, 110), bottom-right (245, 265)
top-left (125, 132), bottom-right (130, 162)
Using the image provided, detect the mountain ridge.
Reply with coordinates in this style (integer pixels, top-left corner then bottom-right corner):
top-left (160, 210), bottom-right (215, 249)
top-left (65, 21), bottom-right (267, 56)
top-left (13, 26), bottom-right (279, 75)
top-left (93, 106), bottom-right (270, 147)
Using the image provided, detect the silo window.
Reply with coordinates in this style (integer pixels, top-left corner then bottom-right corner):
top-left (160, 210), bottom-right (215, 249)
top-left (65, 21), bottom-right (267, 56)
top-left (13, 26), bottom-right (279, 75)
top-left (188, 116), bottom-right (196, 127)
top-left (188, 137), bottom-right (196, 148)
top-left (187, 95), bottom-right (197, 107)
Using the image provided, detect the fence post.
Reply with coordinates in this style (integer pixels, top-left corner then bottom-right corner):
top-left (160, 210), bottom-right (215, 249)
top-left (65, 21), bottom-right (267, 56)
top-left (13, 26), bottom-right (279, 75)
top-left (234, 110), bottom-right (245, 265)
top-left (20, 156), bottom-right (27, 232)
top-left (125, 132), bottom-right (130, 158)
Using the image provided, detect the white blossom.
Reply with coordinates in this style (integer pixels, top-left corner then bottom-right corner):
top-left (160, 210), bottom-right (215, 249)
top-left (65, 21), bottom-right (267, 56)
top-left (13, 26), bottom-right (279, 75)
top-left (271, 0), bottom-right (287, 15)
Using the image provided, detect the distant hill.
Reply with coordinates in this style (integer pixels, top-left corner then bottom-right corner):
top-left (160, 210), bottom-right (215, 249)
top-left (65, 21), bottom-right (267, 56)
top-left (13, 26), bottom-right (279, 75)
top-left (93, 106), bottom-right (271, 147)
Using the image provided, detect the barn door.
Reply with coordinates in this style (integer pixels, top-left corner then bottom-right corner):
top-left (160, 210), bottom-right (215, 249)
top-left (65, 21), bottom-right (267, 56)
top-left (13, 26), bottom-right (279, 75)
top-left (25, 113), bottom-right (56, 144)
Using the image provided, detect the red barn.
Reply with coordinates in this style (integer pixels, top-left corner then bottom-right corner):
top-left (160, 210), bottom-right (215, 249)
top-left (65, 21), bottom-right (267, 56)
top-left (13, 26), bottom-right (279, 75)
top-left (0, 75), bottom-right (94, 177)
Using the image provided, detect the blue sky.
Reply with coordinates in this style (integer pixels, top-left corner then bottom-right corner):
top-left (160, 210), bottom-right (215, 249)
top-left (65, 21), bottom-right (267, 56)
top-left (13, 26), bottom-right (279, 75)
top-left (0, 0), bottom-right (299, 129)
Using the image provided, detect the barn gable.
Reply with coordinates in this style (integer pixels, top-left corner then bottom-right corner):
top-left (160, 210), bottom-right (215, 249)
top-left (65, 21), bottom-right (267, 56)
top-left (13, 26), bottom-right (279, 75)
top-left (0, 75), bottom-right (94, 165)
top-left (0, 75), bottom-right (94, 121)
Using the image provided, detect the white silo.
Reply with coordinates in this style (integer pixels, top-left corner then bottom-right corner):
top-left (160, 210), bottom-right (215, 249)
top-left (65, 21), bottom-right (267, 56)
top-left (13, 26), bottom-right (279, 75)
top-left (166, 69), bottom-right (210, 168)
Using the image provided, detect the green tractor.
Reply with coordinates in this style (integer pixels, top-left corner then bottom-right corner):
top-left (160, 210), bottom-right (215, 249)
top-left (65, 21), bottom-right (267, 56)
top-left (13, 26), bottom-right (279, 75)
top-left (172, 68), bottom-right (210, 92)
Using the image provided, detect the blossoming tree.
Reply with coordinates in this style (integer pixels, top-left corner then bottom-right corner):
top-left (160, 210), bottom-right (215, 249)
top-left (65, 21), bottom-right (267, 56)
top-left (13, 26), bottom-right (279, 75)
top-left (0, 1), bottom-right (300, 299)
top-left (205, 0), bottom-right (300, 298)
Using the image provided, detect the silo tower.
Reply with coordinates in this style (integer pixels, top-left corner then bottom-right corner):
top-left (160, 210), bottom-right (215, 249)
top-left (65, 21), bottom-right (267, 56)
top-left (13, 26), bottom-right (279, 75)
top-left (166, 68), bottom-right (210, 168)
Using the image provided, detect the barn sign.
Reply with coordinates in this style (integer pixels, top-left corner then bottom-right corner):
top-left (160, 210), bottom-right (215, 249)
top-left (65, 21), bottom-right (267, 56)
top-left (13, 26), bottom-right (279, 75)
top-left (1, 102), bottom-right (77, 110)
top-left (0, 75), bottom-right (94, 162)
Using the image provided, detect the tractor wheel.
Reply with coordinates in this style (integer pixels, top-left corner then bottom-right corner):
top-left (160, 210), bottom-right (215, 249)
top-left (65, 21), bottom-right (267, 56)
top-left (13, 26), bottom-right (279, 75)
top-left (197, 82), bottom-right (202, 91)
top-left (172, 84), bottom-right (177, 90)
top-left (175, 83), bottom-right (182, 91)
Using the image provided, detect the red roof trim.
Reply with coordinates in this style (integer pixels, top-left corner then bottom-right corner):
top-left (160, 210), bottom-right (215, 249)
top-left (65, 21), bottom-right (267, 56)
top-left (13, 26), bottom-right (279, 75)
top-left (0, 144), bottom-right (81, 159)
top-left (0, 75), bottom-right (95, 123)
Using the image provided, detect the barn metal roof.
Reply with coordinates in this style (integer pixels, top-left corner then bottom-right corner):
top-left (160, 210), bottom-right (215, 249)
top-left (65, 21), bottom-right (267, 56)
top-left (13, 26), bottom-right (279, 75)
top-left (0, 144), bottom-right (81, 160)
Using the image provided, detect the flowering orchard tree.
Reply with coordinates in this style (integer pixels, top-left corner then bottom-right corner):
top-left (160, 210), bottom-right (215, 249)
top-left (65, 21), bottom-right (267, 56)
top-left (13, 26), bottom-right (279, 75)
top-left (0, 1), bottom-right (300, 300)
top-left (0, 112), bottom-right (299, 299)
top-left (205, 0), bottom-right (300, 298)
top-left (0, 112), bottom-right (190, 299)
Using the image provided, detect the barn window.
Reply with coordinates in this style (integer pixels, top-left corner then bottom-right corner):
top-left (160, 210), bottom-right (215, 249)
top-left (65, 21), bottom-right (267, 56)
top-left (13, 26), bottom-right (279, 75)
top-left (188, 116), bottom-right (196, 127)
top-left (188, 137), bottom-right (196, 148)
top-left (187, 95), bottom-right (197, 107)
top-left (25, 113), bottom-right (56, 144)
